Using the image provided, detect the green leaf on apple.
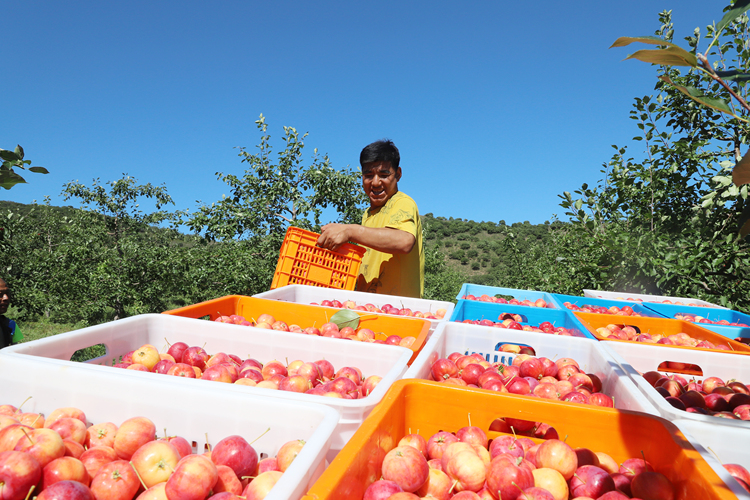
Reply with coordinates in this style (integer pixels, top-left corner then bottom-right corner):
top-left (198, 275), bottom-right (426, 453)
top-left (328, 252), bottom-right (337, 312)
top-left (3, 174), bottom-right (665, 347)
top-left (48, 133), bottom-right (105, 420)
top-left (330, 309), bottom-right (361, 330)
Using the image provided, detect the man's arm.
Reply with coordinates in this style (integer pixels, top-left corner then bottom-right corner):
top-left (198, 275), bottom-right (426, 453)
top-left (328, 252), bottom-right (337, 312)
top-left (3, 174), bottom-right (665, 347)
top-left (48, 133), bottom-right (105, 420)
top-left (317, 223), bottom-right (415, 254)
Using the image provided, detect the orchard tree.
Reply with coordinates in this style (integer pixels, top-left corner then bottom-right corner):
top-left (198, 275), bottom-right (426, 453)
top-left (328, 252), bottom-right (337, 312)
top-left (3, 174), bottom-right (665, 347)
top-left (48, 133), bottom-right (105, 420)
top-left (62, 175), bottom-right (183, 320)
top-left (187, 114), bottom-right (366, 241)
top-left (186, 114), bottom-right (367, 291)
top-left (559, 6), bottom-right (750, 309)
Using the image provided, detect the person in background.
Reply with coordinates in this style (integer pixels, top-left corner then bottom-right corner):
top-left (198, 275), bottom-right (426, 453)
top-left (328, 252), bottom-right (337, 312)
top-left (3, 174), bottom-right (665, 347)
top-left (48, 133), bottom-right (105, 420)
top-left (317, 139), bottom-right (424, 298)
top-left (0, 278), bottom-right (23, 348)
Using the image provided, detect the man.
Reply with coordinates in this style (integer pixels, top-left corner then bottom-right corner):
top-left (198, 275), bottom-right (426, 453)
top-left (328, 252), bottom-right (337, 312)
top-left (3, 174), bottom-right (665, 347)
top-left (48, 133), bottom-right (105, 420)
top-left (317, 140), bottom-right (424, 298)
top-left (0, 278), bottom-right (23, 348)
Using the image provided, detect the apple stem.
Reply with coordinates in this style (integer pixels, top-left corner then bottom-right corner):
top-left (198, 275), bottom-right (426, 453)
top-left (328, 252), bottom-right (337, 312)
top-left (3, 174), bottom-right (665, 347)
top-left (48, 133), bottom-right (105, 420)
top-left (16, 396), bottom-right (33, 413)
top-left (164, 337), bottom-right (172, 347)
top-left (563, 434), bottom-right (569, 443)
top-left (129, 461), bottom-right (148, 490)
top-left (30, 414), bottom-right (42, 427)
top-left (205, 433), bottom-right (211, 452)
top-left (640, 450), bottom-right (650, 471)
top-left (467, 413), bottom-right (472, 427)
top-left (706, 446), bottom-right (722, 464)
top-left (249, 427), bottom-right (271, 446)
top-left (448, 479), bottom-right (459, 494)
top-left (20, 428), bottom-right (34, 444)
top-left (574, 472), bottom-right (586, 484)
top-left (23, 485), bottom-right (35, 500)
top-left (512, 481), bottom-right (524, 493)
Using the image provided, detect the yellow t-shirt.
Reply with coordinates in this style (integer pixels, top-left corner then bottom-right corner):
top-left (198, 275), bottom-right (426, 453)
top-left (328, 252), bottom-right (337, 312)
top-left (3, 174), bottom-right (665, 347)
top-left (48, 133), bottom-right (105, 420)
top-left (357, 191), bottom-right (424, 298)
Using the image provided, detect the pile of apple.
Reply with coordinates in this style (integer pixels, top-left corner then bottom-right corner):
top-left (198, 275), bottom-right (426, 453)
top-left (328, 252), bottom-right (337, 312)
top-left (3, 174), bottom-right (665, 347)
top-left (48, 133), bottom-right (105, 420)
top-left (308, 299), bottom-right (447, 320)
top-left (642, 371), bottom-right (750, 421)
top-left (214, 313), bottom-right (418, 349)
top-left (0, 402), bottom-right (306, 500)
top-left (362, 426), bottom-right (727, 499)
top-left (114, 342), bottom-right (383, 399)
top-left (456, 313), bottom-right (584, 337)
top-left (595, 323), bottom-right (733, 350)
top-left (563, 302), bottom-right (644, 317)
top-left (673, 312), bottom-right (750, 327)
top-left (427, 348), bottom-right (617, 410)
top-left (461, 294), bottom-right (554, 308)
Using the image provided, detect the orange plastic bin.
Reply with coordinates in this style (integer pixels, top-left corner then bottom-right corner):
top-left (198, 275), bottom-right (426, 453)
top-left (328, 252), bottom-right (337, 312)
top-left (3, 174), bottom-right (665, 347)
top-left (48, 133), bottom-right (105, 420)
top-left (574, 312), bottom-right (750, 355)
top-left (163, 295), bottom-right (431, 364)
top-left (302, 379), bottom-right (743, 500)
top-left (272, 227), bottom-right (366, 290)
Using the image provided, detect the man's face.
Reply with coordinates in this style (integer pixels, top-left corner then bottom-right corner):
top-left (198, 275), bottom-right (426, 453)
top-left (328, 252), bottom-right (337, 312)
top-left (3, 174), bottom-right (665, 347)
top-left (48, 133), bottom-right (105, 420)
top-left (0, 282), bottom-right (9, 315)
top-left (362, 161), bottom-right (401, 208)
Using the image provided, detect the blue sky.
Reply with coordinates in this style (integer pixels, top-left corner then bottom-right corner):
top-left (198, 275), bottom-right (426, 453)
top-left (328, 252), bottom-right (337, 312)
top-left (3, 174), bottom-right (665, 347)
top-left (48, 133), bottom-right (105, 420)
top-left (2, 1), bottom-right (725, 227)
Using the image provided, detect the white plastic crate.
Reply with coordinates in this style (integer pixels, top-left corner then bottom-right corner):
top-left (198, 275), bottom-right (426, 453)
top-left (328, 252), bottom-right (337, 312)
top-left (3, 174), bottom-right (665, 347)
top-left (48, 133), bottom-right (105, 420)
top-left (0, 353), bottom-right (339, 500)
top-left (600, 340), bottom-right (750, 431)
top-left (402, 321), bottom-right (658, 414)
top-left (674, 419), bottom-right (750, 499)
top-left (583, 289), bottom-right (726, 309)
top-left (1, 313), bottom-right (413, 460)
top-left (253, 284), bottom-right (454, 333)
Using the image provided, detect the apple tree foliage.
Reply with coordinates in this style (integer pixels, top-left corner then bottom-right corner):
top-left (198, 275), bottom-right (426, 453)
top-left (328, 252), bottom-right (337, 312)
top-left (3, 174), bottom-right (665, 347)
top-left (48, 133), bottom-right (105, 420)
top-left (59, 175), bottom-right (186, 321)
top-left (0, 145), bottom-right (47, 190)
top-left (185, 114), bottom-right (367, 291)
top-left (558, 7), bottom-right (750, 309)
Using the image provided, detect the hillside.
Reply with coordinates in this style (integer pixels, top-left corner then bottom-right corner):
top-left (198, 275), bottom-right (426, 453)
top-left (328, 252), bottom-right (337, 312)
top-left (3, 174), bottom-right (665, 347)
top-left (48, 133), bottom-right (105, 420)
top-left (421, 213), bottom-right (561, 280)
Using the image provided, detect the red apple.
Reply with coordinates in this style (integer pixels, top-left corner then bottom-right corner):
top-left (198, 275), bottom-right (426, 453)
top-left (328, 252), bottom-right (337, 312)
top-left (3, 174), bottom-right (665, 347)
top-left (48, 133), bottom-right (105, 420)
top-left (535, 440), bottom-right (577, 480)
top-left (130, 439), bottom-right (181, 488)
top-left (0, 450), bottom-right (42, 500)
top-left (79, 446), bottom-right (117, 479)
top-left (41, 456), bottom-right (90, 489)
top-left (113, 416), bottom-right (156, 460)
top-left (569, 465), bottom-right (616, 498)
top-left (89, 459), bottom-right (140, 500)
top-left (210, 435), bottom-right (258, 480)
top-left (485, 455), bottom-right (534, 500)
top-left (242, 470), bottom-right (282, 500)
top-left (381, 445), bottom-right (430, 492)
top-left (36, 480), bottom-right (95, 500)
top-left (165, 454), bottom-right (218, 500)
top-left (630, 471), bottom-right (675, 500)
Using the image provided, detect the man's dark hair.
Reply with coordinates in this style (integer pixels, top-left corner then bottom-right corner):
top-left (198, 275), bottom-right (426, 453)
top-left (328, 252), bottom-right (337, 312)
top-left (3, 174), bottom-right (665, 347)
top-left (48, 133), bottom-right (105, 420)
top-left (360, 139), bottom-right (400, 169)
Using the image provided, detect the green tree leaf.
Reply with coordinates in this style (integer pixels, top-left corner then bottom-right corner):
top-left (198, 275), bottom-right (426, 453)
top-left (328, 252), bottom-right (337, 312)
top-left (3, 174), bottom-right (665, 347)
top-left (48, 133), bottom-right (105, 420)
top-left (658, 76), bottom-right (734, 116)
top-left (716, 0), bottom-right (750, 36)
top-left (28, 166), bottom-right (49, 174)
top-left (330, 309), bottom-right (360, 330)
top-left (0, 170), bottom-right (27, 190)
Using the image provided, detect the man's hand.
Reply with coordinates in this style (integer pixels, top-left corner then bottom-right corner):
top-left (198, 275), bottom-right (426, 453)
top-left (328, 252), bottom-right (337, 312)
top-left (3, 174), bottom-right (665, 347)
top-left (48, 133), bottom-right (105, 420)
top-left (317, 223), bottom-right (353, 251)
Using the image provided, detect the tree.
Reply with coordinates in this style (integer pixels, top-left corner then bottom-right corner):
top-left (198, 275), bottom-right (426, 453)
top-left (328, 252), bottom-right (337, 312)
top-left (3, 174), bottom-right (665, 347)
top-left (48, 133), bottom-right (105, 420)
top-left (187, 114), bottom-right (366, 241)
top-left (1, 145), bottom-right (47, 190)
top-left (62, 175), bottom-right (183, 320)
top-left (558, 8), bottom-right (750, 309)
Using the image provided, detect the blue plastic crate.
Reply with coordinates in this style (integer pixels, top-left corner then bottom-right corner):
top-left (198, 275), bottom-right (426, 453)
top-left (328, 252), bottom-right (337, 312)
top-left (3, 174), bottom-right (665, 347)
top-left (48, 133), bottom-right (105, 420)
top-left (642, 302), bottom-right (750, 340)
top-left (449, 299), bottom-right (596, 339)
top-left (549, 293), bottom-right (663, 318)
top-left (454, 284), bottom-right (557, 308)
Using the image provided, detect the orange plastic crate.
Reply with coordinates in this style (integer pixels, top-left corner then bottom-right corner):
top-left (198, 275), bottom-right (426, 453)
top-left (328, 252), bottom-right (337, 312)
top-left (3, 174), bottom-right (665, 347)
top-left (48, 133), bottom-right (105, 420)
top-left (271, 227), bottom-right (367, 290)
top-left (302, 379), bottom-right (740, 500)
top-left (162, 295), bottom-right (431, 364)
top-left (574, 312), bottom-right (750, 355)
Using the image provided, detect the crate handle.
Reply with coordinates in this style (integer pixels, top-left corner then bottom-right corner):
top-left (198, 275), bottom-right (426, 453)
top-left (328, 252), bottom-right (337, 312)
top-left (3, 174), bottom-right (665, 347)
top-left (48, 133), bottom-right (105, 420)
top-left (656, 361), bottom-right (703, 377)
